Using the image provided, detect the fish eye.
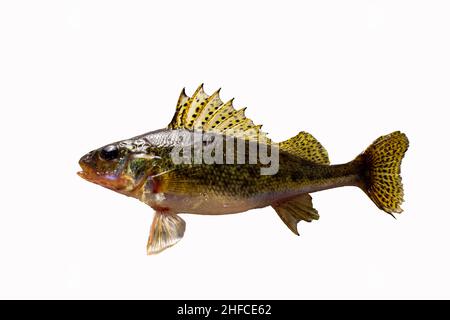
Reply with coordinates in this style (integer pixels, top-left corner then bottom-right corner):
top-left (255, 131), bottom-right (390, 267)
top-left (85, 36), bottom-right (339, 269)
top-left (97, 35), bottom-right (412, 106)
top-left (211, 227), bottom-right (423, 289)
top-left (99, 145), bottom-right (119, 161)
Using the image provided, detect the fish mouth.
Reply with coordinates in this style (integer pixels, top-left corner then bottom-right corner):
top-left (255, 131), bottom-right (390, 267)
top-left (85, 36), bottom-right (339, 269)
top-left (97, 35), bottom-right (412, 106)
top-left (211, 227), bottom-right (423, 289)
top-left (77, 170), bottom-right (94, 182)
top-left (77, 161), bottom-right (93, 180)
top-left (77, 161), bottom-right (141, 196)
top-left (77, 164), bottom-right (101, 185)
top-left (77, 162), bottom-right (125, 190)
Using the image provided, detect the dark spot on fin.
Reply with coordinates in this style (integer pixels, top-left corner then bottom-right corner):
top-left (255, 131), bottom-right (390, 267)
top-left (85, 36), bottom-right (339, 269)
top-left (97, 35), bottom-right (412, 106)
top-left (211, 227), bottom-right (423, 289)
top-left (354, 131), bottom-right (409, 215)
top-left (166, 85), bottom-right (270, 141)
top-left (280, 132), bottom-right (329, 165)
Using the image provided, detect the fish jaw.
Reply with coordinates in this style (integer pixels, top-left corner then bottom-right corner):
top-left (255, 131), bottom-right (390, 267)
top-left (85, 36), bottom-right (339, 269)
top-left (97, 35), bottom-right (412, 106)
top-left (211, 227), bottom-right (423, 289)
top-left (77, 158), bottom-right (131, 193)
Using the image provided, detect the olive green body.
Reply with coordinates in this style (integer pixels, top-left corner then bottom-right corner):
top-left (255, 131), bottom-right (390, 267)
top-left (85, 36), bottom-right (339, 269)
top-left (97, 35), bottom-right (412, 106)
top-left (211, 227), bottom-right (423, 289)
top-left (131, 129), bottom-right (362, 215)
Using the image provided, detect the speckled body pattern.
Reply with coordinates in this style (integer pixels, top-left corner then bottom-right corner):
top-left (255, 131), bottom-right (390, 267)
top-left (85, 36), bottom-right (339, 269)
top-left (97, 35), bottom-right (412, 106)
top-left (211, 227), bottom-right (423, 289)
top-left (121, 129), bottom-right (360, 215)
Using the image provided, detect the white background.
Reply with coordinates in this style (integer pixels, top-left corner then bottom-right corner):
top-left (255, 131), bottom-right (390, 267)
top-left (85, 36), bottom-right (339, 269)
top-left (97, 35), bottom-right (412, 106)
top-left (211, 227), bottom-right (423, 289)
top-left (0, 1), bottom-right (449, 299)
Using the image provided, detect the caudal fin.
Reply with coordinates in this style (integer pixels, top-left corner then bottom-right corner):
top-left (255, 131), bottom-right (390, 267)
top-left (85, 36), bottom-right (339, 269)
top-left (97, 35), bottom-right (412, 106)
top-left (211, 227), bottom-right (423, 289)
top-left (356, 131), bottom-right (409, 214)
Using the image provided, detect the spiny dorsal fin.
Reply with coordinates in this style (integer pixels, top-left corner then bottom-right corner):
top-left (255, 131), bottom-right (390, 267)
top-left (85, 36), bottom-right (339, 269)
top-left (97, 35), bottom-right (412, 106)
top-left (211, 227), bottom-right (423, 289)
top-left (280, 132), bottom-right (330, 165)
top-left (147, 211), bottom-right (186, 255)
top-left (168, 84), bottom-right (269, 141)
top-left (272, 194), bottom-right (319, 235)
top-left (168, 87), bottom-right (190, 130)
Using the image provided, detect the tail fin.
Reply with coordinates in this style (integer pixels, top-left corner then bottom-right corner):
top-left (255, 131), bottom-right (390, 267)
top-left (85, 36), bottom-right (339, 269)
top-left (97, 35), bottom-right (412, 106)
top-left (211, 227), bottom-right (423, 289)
top-left (356, 131), bottom-right (409, 214)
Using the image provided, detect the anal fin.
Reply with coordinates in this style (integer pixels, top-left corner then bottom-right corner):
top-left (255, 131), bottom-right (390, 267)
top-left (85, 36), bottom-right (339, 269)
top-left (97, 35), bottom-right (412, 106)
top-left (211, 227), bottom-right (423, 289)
top-left (147, 211), bottom-right (186, 255)
top-left (272, 194), bottom-right (319, 235)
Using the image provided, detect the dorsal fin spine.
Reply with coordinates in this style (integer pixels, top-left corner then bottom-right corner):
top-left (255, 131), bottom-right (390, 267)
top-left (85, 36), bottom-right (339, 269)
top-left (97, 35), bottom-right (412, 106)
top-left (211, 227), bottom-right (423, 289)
top-left (168, 85), bottom-right (269, 141)
top-left (181, 84), bottom-right (206, 127)
top-left (196, 88), bottom-right (223, 129)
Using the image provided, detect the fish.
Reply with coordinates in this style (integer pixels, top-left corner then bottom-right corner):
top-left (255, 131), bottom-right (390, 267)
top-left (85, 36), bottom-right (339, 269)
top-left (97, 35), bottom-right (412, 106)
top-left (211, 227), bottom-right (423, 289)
top-left (78, 84), bottom-right (409, 255)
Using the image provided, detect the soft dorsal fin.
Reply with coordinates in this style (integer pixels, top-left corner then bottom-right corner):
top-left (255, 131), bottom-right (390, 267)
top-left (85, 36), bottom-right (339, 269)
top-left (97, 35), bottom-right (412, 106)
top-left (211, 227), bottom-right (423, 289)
top-left (272, 194), bottom-right (319, 235)
top-left (147, 211), bottom-right (186, 255)
top-left (280, 131), bottom-right (330, 165)
top-left (168, 84), bottom-right (269, 141)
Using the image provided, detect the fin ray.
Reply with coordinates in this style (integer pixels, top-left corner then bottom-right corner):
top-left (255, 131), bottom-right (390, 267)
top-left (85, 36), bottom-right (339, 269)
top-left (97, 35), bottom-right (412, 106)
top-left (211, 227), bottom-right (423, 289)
top-left (168, 88), bottom-right (190, 130)
top-left (355, 131), bottom-right (409, 214)
top-left (147, 211), bottom-right (186, 255)
top-left (168, 85), bottom-right (269, 141)
top-left (272, 194), bottom-right (319, 235)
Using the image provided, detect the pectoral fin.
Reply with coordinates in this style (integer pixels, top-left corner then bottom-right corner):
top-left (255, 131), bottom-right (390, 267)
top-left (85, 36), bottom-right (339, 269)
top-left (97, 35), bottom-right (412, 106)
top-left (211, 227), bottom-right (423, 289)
top-left (272, 194), bottom-right (320, 235)
top-left (147, 211), bottom-right (186, 255)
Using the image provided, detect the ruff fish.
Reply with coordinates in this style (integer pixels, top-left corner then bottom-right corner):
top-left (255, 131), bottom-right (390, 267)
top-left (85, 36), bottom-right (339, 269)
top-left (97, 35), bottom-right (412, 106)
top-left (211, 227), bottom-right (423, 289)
top-left (78, 85), bottom-right (409, 254)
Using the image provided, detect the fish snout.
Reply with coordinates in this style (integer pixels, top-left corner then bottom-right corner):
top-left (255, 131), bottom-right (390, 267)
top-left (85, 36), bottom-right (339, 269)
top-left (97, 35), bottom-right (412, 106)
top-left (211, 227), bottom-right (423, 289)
top-left (77, 150), bottom-right (97, 179)
top-left (79, 150), bottom-right (95, 166)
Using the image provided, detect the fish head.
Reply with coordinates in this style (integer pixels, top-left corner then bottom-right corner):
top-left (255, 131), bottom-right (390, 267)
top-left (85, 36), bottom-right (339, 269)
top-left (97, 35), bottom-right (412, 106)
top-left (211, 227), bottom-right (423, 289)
top-left (78, 140), bottom-right (156, 196)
